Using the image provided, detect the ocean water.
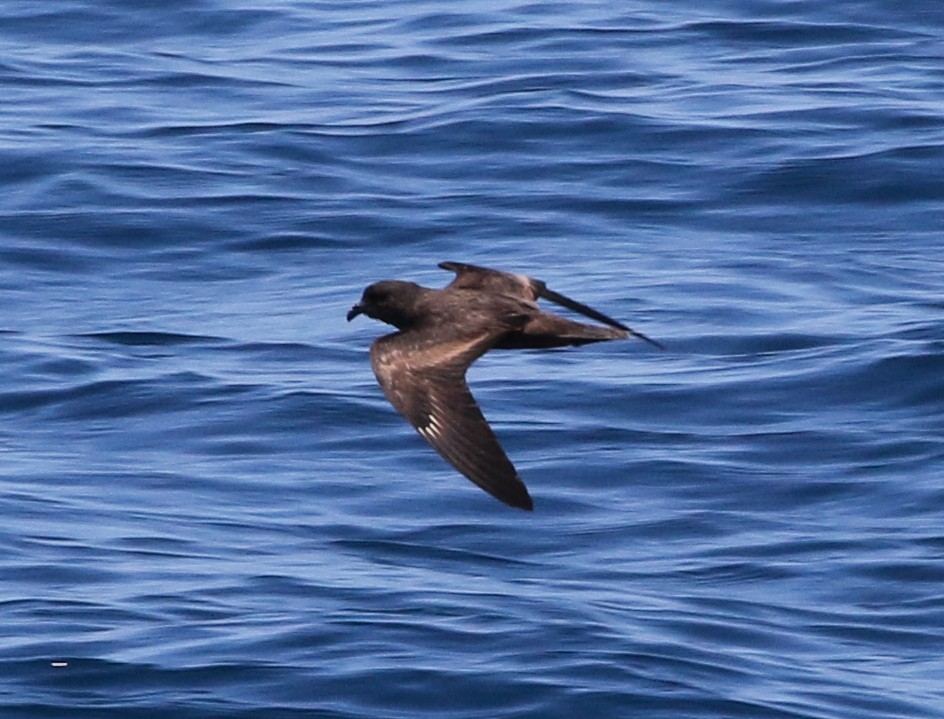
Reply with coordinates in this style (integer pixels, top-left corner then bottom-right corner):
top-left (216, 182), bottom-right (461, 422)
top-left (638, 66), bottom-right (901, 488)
top-left (2, 1), bottom-right (944, 717)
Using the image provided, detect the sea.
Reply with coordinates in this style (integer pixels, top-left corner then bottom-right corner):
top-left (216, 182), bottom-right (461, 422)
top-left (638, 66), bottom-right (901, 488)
top-left (2, 1), bottom-right (943, 717)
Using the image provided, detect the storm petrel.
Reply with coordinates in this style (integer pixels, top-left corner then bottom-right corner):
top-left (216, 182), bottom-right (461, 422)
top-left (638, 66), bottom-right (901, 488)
top-left (347, 261), bottom-right (661, 511)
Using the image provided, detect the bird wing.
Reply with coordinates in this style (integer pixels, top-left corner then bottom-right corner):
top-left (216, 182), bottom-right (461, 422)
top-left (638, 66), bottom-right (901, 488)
top-left (439, 260), bottom-right (663, 348)
top-left (438, 261), bottom-right (542, 301)
top-left (370, 331), bottom-right (534, 510)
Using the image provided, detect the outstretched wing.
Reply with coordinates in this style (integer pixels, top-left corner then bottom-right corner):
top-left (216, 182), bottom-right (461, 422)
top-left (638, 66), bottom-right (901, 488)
top-left (439, 260), bottom-right (663, 348)
top-left (539, 285), bottom-right (663, 348)
top-left (370, 332), bottom-right (534, 511)
top-left (439, 261), bottom-right (541, 302)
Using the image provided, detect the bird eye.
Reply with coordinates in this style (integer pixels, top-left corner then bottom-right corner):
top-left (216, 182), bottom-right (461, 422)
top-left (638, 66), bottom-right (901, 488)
top-left (365, 286), bottom-right (387, 303)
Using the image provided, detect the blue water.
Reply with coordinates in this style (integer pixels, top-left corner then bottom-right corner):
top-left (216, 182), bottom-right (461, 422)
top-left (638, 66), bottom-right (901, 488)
top-left (2, 1), bottom-right (944, 717)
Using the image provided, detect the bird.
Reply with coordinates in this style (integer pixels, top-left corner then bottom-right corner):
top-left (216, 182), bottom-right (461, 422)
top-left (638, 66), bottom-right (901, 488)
top-left (347, 261), bottom-right (661, 511)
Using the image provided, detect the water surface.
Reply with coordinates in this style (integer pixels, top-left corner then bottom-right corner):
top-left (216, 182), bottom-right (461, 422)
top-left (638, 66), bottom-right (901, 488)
top-left (2, 1), bottom-right (943, 717)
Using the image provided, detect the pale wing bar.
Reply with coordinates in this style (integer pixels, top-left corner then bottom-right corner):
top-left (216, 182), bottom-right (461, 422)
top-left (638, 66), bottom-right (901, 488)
top-left (440, 260), bottom-right (663, 349)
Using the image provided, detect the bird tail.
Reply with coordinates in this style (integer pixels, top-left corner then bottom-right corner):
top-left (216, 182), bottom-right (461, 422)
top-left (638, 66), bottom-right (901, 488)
top-left (495, 313), bottom-right (630, 349)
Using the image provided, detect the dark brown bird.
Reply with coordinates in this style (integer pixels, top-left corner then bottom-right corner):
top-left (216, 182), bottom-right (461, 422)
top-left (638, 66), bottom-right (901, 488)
top-left (347, 261), bottom-right (661, 511)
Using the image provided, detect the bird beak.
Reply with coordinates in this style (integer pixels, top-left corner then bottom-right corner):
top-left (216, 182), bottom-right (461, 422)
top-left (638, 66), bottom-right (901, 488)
top-left (346, 304), bottom-right (363, 322)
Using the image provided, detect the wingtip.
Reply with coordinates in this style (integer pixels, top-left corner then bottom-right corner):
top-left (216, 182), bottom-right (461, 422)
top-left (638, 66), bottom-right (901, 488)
top-left (501, 485), bottom-right (534, 511)
top-left (478, 473), bottom-right (533, 510)
top-left (510, 495), bottom-right (534, 511)
top-left (630, 329), bottom-right (665, 350)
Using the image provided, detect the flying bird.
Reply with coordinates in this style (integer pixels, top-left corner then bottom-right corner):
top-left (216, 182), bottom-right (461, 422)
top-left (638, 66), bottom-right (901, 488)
top-left (347, 261), bottom-right (661, 511)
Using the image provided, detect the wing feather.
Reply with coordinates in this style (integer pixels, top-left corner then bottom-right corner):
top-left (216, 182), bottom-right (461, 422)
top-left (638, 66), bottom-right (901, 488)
top-left (440, 261), bottom-right (663, 349)
top-left (370, 333), bottom-right (533, 510)
top-left (438, 261), bottom-right (542, 302)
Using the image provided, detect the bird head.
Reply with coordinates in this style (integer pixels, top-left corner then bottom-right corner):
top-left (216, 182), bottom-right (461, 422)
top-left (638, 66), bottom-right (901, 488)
top-left (347, 280), bottom-right (424, 329)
